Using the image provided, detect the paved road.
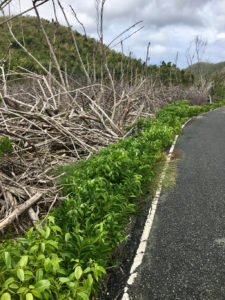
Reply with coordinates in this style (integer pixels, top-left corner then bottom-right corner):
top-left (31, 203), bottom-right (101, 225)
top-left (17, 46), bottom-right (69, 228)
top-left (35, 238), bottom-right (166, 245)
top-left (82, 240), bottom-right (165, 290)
top-left (125, 107), bottom-right (225, 299)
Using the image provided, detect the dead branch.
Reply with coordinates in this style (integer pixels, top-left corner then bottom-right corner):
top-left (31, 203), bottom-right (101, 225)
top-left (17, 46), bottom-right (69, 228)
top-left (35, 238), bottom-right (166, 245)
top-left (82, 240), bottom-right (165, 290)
top-left (69, 5), bottom-right (87, 39)
top-left (0, 0), bottom-right (49, 26)
top-left (111, 26), bottom-right (144, 49)
top-left (0, 192), bottom-right (43, 231)
top-left (108, 20), bottom-right (143, 47)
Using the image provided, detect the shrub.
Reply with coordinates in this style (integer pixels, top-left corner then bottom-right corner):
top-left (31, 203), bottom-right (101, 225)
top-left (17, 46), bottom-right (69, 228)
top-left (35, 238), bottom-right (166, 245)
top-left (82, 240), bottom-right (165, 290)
top-left (0, 137), bottom-right (13, 156)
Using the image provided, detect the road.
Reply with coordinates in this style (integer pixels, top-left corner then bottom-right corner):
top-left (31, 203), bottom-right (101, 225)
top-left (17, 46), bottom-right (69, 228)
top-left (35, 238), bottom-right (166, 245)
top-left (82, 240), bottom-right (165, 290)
top-left (124, 107), bottom-right (225, 299)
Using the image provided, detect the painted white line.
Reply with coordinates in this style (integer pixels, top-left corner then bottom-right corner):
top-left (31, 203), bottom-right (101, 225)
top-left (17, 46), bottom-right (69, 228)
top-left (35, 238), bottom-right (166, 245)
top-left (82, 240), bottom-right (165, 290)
top-left (182, 118), bottom-right (192, 129)
top-left (121, 130), bottom-right (182, 300)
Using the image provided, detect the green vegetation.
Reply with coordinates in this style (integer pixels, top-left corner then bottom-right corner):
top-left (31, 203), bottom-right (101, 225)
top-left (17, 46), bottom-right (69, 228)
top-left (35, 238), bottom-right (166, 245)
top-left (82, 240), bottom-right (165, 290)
top-left (0, 100), bottom-right (224, 299)
top-left (186, 62), bottom-right (225, 102)
top-left (0, 16), bottom-right (192, 85)
top-left (187, 61), bottom-right (225, 77)
top-left (210, 72), bottom-right (225, 101)
top-left (0, 137), bottom-right (13, 156)
top-left (162, 161), bottom-right (178, 190)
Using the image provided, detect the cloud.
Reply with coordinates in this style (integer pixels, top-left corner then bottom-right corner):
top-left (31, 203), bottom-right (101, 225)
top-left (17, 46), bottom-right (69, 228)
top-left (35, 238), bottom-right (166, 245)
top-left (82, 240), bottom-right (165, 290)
top-left (217, 33), bottom-right (225, 39)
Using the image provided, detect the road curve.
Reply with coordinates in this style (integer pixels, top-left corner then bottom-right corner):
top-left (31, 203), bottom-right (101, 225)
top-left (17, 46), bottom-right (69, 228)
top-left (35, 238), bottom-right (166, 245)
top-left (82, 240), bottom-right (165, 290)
top-left (124, 107), bottom-right (225, 299)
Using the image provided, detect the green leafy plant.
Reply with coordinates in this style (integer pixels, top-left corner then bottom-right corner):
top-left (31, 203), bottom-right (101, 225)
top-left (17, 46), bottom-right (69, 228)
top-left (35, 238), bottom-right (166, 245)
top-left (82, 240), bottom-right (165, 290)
top-left (0, 217), bottom-right (105, 299)
top-left (0, 137), bottom-right (13, 156)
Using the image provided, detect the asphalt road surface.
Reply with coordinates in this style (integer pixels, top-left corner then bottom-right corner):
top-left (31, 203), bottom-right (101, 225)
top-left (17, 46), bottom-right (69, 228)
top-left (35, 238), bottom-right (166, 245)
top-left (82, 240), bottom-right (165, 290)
top-left (126, 107), bottom-right (225, 299)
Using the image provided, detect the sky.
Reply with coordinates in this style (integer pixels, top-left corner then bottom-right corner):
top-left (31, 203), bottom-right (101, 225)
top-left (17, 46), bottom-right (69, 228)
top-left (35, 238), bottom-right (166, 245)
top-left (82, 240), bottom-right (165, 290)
top-left (3, 0), bottom-right (225, 68)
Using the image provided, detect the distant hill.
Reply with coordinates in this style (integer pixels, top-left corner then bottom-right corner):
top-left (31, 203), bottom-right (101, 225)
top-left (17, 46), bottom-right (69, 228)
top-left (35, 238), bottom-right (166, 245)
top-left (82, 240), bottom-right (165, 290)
top-left (187, 62), bottom-right (225, 77)
top-left (187, 62), bottom-right (225, 101)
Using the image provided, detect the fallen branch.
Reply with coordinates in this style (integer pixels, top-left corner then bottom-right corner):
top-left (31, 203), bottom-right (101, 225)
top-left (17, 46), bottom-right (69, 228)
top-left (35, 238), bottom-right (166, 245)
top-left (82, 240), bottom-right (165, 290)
top-left (0, 192), bottom-right (43, 231)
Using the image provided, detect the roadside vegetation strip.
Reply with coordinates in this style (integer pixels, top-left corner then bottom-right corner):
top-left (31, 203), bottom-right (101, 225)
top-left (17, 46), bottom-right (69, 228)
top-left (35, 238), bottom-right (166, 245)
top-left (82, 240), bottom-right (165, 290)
top-left (0, 101), bottom-right (224, 300)
top-left (121, 117), bottom-right (192, 300)
top-left (122, 134), bottom-right (179, 300)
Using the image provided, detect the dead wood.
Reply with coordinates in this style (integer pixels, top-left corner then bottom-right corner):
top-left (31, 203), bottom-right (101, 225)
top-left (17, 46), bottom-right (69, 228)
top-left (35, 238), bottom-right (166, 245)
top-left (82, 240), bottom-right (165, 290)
top-left (0, 192), bottom-right (43, 231)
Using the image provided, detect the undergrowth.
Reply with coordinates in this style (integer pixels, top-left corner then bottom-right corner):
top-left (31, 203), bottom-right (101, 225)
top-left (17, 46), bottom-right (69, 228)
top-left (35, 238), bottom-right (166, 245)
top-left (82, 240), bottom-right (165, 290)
top-left (0, 100), bottom-right (224, 300)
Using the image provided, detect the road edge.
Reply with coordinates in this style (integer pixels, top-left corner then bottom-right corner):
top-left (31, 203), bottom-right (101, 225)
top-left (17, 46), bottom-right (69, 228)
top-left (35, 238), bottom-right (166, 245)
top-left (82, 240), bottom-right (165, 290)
top-left (121, 118), bottom-right (192, 300)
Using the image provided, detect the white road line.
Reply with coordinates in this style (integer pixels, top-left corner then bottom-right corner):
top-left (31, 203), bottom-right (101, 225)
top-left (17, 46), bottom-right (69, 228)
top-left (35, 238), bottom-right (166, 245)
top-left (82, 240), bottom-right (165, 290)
top-left (122, 118), bottom-right (192, 300)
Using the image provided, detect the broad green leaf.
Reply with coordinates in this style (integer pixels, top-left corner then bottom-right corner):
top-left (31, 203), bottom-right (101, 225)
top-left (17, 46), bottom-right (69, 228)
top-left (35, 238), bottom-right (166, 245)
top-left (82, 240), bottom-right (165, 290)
top-left (47, 216), bottom-right (55, 224)
top-left (26, 293), bottom-right (34, 300)
top-left (35, 269), bottom-right (43, 282)
top-left (45, 227), bottom-right (51, 239)
top-left (4, 252), bottom-right (11, 268)
top-left (29, 285), bottom-right (35, 289)
top-left (3, 277), bottom-right (15, 287)
top-left (66, 282), bottom-right (75, 288)
top-left (51, 259), bottom-right (60, 273)
top-left (39, 229), bottom-right (46, 238)
top-left (24, 274), bottom-right (33, 282)
top-left (51, 225), bottom-right (62, 233)
top-left (35, 280), bottom-right (50, 293)
top-left (77, 292), bottom-right (89, 300)
top-left (1, 293), bottom-right (11, 300)
top-left (58, 277), bottom-right (70, 283)
top-left (87, 274), bottom-right (93, 288)
top-left (17, 287), bottom-right (29, 294)
top-left (83, 267), bottom-right (91, 273)
top-left (44, 258), bottom-right (51, 272)
top-left (68, 272), bottom-right (75, 280)
top-left (46, 240), bottom-right (58, 249)
top-left (26, 227), bottom-right (34, 239)
top-left (74, 266), bottom-right (82, 280)
top-left (37, 254), bottom-right (45, 261)
top-left (29, 245), bottom-right (38, 254)
top-left (17, 269), bottom-right (24, 282)
top-left (65, 233), bottom-right (71, 243)
top-left (31, 289), bottom-right (42, 299)
top-left (24, 270), bottom-right (33, 276)
top-left (96, 265), bottom-right (106, 274)
top-left (9, 283), bottom-right (19, 289)
top-left (41, 243), bottom-right (45, 253)
top-left (18, 256), bottom-right (28, 267)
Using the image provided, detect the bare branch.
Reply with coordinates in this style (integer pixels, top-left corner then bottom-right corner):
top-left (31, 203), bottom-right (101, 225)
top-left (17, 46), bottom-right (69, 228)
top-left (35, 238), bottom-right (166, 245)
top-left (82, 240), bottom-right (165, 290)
top-left (108, 20), bottom-right (143, 47)
top-left (69, 5), bottom-right (87, 39)
top-left (0, 0), bottom-right (49, 26)
top-left (111, 26), bottom-right (144, 48)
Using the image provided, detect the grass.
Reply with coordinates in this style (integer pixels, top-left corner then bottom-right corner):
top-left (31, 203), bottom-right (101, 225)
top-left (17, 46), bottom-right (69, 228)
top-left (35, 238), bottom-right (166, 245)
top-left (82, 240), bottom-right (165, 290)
top-left (162, 160), bottom-right (178, 190)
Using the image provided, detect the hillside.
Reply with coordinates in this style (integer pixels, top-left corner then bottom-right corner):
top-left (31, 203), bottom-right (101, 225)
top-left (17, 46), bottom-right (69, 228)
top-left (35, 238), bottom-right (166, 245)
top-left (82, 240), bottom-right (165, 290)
top-left (0, 16), bottom-right (191, 85)
top-left (187, 61), bottom-right (225, 77)
top-left (0, 16), bottom-right (146, 79)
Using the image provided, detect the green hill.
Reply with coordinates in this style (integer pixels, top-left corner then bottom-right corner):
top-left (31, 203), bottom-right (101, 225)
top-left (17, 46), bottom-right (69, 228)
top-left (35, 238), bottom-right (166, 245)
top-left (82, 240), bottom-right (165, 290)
top-left (0, 16), bottom-right (193, 86)
top-left (0, 15), bottom-right (135, 79)
top-left (187, 62), bottom-right (225, 101)
top-left (187, 61), bottom-right (225, 77)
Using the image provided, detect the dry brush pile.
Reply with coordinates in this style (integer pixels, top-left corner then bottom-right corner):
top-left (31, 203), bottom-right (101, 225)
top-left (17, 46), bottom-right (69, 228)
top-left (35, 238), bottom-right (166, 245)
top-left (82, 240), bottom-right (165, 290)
top-left (0, 74), bottom-right (142, 234)
top-left (0, 66), bottom-right (196, 236)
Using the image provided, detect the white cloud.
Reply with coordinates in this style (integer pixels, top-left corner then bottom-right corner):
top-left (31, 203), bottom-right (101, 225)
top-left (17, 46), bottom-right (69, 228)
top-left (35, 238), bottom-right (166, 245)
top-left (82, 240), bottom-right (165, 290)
top-left (217, 33), bottom-right (225, 39)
